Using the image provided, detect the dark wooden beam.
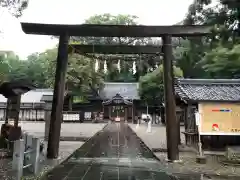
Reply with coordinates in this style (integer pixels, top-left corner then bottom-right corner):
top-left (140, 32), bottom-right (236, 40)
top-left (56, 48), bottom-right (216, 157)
top-left (21, 22), bottom-right (212, 37)
top-left (162, 35), bottom-right (179, 161)
top-left (221, 0), bottom-right (240, 7)
top-left (68, 45), bottom-right (162, 54)
top-left (47, 34), bottom-right (69, 159)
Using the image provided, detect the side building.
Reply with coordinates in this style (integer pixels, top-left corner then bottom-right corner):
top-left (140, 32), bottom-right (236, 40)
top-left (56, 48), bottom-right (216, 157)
top-left (175, 78), bottom-right (240, 149)
top-left (0, 89), bottom-right (53, 121)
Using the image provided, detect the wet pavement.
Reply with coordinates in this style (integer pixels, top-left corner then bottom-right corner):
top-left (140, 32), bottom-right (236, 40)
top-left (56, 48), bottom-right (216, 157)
top-left (41, 122), bottom-right (225, 180)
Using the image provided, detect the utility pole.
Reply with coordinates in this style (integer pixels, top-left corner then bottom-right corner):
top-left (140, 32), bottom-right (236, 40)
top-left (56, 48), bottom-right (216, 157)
top-left (162, 35), bottom-right (179, 161)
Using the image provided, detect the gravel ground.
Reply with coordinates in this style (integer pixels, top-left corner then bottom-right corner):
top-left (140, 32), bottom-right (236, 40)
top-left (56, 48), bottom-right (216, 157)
top-left (21, 141), bottom-right (85, 180)
top-left (129, 123), bottom-right (240, 178)
top-left (0, 141), bottom-right (84, 180)
top-left (0, 121), bottom-right (106, 139)
top-left (157, 152), bottom-right (240, 177)
top-left (0, 122), bottom-right (106, 180)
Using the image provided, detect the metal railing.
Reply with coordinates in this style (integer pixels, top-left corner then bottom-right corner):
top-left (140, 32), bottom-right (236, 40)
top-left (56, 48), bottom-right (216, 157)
top-left (12, 133), bottom-right (40, 180)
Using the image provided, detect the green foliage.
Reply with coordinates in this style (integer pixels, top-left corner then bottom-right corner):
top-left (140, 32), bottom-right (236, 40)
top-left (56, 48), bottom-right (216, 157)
top-left (35, 48), bottom-right (104, 97)
top-left (0, 54), bottom-right (9, 84)
top-left (0, 48), bottom-right (104, 99)
top-left (175, 0), bottom-right (240, 79)
top-left (66, 53), bottom-right (104, 96)
top-left (139, 66), bottom-right (183, 105)
top-left (202, 44), bottom-right (240, 78)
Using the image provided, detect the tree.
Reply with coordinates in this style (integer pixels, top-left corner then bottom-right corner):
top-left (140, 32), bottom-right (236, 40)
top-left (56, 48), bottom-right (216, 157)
top-left (175, 0), bottom-right (240, 78)
top-left (72, 14), bottom-right (148, 45)
top-left (138, 66), bottom-right (183, 106)
top-left (41, 48), bottom-right (104, 98)
top-left (201, 44), bottom-right (240, 78)
top-left (0, 0), bottom-right (28, 17)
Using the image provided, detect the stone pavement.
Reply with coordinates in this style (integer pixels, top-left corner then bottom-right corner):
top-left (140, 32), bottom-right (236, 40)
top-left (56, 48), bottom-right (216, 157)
top-left (129, 123), bottom-right (186, 150)
top-left (41, 122), bottom-right (181, 180)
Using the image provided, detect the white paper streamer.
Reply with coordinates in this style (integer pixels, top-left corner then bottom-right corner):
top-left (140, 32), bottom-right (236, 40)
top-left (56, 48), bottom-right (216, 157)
top-left (94, 59), bottom-right (99, 72)
top-left (117, 60), bottom-right (121, 72)
top-left (133, 61), bottom-right (136, 74)
top-left (104, 60), bottom-right (107, 73)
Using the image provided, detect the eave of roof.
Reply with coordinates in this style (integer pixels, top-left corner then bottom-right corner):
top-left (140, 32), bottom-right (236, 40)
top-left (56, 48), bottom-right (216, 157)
top-left (175, 78), bottom-right (240, 103)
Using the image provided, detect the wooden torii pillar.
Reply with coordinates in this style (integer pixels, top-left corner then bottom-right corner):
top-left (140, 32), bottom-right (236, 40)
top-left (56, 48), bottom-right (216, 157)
top-left (47, 34), bottom-right (69, 159)
top-left (162, 35), bottom-right (179, 160)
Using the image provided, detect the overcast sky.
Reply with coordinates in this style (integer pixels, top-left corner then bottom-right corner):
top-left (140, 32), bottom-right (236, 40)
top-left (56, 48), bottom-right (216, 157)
top-left (0, 0), bottom-right (194, 59)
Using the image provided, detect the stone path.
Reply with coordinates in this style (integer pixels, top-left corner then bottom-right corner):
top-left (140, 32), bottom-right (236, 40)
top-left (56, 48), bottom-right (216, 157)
top-left (42, 122), bottom-right (179, 180)
top-left (129, 123), bottom-right (186, 150)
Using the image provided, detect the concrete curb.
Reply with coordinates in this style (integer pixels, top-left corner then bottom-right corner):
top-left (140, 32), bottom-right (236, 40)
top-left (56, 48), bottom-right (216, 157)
top-left (44, 136), bottom-right (89, 142)
top-left (152, 147), bottom-right (198, 153)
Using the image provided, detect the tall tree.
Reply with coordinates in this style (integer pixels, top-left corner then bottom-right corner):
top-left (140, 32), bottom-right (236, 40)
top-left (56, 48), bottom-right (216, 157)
top-left (175, 0), bottom-right (240, 78)
top-left (138, 65), bottom-right (183, 106)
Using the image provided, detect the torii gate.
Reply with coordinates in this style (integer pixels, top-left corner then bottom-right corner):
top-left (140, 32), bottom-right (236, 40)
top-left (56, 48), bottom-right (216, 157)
top-left (20, 22), bottom-right (211, 161)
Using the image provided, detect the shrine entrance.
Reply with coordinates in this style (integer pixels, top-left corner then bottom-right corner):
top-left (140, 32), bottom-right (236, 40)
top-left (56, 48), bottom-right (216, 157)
top-left (111, 105), bottom-right (124, 120)
top-left (20, 22), bottom-right (212, 161)
top-left (102, 93), bottom-right (133, 122)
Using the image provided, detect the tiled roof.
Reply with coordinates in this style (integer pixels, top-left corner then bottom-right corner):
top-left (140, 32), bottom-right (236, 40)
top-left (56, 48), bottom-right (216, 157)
top-left (0, 89), bottom-right (53, 103)
top-left (175, 79), bottom-right (240, 102)
top-left (99, 82), bottom-right (139, 100)
top-left (0, 82), bottom-right (140, 103)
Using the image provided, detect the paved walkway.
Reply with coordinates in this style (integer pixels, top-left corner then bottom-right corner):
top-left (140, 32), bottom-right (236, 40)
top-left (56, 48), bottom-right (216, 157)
top-left (42, 122), bottom-right (178, 180)
top-left (129, 123), bottom-right (186, 150)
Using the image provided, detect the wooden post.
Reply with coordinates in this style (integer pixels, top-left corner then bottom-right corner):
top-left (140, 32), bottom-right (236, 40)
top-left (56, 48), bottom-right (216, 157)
top-left (47, 34), bottom-right (69, 159)
top-left (12, 95), bottom-right (21, 127)
top-left (162, 35), bottom-right (179, 161)
top-left (132, 104), bottom-right (134, 123)
top-left (68, 96), bottom-right (73, 111)
top-left (5, 98), bottom-right (10, 124)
